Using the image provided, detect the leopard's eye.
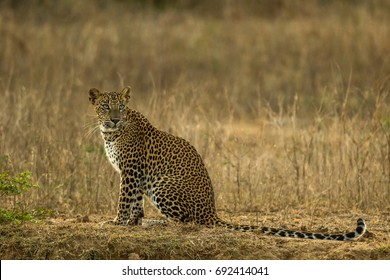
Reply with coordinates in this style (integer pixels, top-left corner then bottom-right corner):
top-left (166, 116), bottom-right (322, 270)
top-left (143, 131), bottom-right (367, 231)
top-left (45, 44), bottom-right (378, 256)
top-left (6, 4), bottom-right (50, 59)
top-left (119, 104), bottom-right (125, 111)
top-left (102, 104), bottom-right (110, 111)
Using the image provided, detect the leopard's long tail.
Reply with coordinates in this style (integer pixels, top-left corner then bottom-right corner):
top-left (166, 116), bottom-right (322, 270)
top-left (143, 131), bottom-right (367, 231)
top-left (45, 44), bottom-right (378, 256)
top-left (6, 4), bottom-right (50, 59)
top-left (214, 218), bottom-right (366, 241)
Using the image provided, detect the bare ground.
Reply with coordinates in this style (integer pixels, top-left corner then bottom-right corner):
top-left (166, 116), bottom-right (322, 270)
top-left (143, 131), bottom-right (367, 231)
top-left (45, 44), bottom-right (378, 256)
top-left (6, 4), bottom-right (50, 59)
top-left (1, 212), bottom-right (388, 260)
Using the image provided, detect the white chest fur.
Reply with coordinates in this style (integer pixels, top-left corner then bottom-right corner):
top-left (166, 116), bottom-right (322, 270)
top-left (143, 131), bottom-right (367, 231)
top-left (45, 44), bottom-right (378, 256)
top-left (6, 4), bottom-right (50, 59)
top-left (104, 141), bottom-right (121, 173)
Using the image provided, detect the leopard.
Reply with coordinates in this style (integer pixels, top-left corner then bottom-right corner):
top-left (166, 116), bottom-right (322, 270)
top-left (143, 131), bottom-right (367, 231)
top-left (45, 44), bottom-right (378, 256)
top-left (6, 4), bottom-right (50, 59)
top-left (88, 86), bottom-right (366, 241)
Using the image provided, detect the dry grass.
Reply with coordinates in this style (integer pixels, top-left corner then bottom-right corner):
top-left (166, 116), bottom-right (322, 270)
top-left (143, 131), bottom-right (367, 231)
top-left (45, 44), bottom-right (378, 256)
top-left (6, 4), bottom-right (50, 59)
top-left (1, 0), bottom-right (390, 259)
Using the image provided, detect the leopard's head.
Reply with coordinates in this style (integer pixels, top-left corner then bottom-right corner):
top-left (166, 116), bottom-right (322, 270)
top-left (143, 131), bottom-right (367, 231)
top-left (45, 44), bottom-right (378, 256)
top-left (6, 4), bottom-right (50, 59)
top-left (89, 86), bottom-right (131, 132)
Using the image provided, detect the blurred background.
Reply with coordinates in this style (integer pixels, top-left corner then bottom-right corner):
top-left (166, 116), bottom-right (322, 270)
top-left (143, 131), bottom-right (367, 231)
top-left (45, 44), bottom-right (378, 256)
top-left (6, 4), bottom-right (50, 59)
top-left (1, 0), bottom-right (389, 220)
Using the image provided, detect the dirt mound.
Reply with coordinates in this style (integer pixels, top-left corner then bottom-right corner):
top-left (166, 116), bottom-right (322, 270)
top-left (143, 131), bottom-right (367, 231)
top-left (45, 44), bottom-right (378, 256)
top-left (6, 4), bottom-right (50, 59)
top-left (1, 214), bottom-right (388, 260)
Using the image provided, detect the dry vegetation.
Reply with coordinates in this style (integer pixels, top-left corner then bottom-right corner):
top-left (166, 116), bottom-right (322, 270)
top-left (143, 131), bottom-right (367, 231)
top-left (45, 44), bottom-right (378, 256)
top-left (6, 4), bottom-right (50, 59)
top-left (0, 0), bottom-right (389, 259)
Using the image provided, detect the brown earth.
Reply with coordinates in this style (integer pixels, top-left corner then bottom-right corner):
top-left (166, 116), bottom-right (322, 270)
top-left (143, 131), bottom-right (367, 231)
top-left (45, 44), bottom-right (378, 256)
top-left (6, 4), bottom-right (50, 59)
top-left (1, 212), bottom-right (388, 260)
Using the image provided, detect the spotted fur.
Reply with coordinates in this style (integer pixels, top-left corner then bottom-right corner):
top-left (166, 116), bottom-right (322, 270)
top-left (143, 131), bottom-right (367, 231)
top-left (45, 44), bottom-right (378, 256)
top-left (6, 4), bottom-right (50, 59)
top-left (89, 86), bottom-right (367, 241)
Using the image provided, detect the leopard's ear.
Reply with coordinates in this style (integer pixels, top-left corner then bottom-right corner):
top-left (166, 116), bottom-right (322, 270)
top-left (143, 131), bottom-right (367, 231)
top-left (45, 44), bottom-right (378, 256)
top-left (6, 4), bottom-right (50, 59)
top-left (120, 86), bottom-right (131, 104)
top-left (89, 88), bottom-right (100, 105)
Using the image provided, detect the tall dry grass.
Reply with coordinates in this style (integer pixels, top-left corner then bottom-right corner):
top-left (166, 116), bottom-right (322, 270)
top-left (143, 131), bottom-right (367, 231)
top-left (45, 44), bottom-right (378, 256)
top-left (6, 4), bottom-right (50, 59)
top-left (0, 0), bottom-right (389, 218)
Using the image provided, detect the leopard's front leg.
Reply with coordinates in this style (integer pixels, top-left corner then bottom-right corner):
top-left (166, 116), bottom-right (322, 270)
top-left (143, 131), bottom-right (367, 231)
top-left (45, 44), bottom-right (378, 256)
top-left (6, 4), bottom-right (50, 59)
top-left (113, 170), bottom-right (144, 226)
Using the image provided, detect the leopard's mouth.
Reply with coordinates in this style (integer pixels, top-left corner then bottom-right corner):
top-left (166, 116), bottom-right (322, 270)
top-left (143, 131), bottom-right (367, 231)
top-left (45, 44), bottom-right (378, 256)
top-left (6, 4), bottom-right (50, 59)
top-left (101, 120), bottom-right (123, 132)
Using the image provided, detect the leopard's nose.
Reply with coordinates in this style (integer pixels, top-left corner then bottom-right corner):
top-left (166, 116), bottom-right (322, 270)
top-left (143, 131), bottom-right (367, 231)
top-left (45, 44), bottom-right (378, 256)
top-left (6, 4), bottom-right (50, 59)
top-left (111, 118), bottom-right (120, 125)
